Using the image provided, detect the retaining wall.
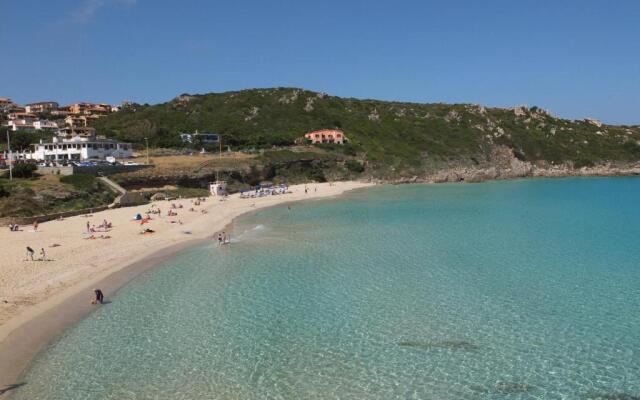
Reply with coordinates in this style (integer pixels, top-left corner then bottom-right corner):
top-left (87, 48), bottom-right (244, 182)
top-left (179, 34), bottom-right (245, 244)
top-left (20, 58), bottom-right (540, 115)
top-left (35, 164), bottom-right (152, 177)
top-left (73, 164), bottom-right (152, 176)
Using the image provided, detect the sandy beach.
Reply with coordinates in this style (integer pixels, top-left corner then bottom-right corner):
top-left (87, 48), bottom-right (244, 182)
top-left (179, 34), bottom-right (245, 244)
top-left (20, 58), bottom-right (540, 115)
top-left (0, 181), bottom-right (372, 388)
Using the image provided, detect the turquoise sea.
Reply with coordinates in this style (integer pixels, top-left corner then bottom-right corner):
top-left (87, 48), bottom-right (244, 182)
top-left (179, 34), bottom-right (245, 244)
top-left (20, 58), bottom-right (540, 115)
top-left (13, 178), bottom-right (640, 399)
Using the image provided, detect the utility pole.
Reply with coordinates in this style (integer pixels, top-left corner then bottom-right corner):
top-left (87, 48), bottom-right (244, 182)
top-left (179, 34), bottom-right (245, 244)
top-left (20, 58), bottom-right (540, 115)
top-left (6, 129), bottom-right (12, 180)
top-left (144, 137), bottom-right (149, 165)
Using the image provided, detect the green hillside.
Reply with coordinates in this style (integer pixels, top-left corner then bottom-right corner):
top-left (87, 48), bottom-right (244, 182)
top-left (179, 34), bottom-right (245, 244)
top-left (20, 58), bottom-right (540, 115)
top-left (92, 88), bottom-right (640, 176)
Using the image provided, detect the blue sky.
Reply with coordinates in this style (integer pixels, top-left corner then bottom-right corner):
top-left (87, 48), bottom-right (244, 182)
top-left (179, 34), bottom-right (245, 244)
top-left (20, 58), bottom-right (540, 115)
top-left (1, 0), bottom-right (638, 124)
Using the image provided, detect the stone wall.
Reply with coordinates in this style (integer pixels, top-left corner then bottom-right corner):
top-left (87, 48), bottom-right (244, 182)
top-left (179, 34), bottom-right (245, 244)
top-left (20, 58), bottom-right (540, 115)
top-left (35, 164), bottom-right (151, 177)
top-left (72, 164), bottom-right (152, 176)
top-left (37, 166), bottom-right (74, 176)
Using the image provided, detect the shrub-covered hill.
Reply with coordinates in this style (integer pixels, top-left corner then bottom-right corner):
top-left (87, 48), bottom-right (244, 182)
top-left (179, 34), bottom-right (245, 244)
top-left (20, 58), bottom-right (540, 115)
top-left (92, 88), bottom-right (640, 173)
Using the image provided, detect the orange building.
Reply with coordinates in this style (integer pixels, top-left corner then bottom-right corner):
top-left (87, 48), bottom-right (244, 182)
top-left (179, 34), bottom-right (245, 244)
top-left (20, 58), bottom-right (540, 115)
top-left (68, 103), bottom-right (111, 115)
top-left (25, 101), bottom-right (59, 113)
top-left (303, 129), bottom-right (347, 144)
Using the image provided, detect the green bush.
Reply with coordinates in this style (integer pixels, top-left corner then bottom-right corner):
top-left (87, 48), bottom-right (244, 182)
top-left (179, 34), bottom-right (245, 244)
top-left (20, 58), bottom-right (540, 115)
top-left (0, 183), bottom-right (9, 197)
top-left (60, 174), bottom-right (98, 191)
top-left (345, 160), bottom-right (365, 173)
top-left (9, 163), bottom-right (38, 178)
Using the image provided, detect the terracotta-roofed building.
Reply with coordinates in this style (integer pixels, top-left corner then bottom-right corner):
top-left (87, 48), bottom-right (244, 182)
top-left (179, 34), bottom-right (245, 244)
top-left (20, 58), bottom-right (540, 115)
top-left (25, 101), bottom-right (59, 113)
top-left (68, 102), bottom-right (112, 115)
top-left (303, 129), bottom-right (348, 144)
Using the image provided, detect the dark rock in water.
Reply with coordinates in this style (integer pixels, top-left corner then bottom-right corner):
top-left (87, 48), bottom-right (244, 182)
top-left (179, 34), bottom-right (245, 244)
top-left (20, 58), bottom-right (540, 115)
top-left (585, 393), bottom-right (640, 400)
top-left (471, 381), bottom-right (534, 394)
top-left (397, 340), bottom-right (478, 350)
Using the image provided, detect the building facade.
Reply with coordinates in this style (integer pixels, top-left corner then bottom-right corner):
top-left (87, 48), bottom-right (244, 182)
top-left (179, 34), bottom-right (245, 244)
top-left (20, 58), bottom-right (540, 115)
top-left (68, 103), bottom-right (112, 115)
top-left (5, 119), bottom-right (35, 131)
top-left (65, 115), bottom-right (88, 127)
top-left (33, 120), bottom-right (59, 130)
top-left (58, 126), bottom-right (96, 138)
top-left (25, 101), bottom-right (59, 113)
top-left (22, 136), bottom-right (133, 161)
top-left (303, 129), bottom-right (347, 144)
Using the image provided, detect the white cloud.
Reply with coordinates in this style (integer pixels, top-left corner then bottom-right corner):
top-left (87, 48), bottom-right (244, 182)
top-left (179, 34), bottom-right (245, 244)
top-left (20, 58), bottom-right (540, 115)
top-left (72, 0), bottom-right (137, 23)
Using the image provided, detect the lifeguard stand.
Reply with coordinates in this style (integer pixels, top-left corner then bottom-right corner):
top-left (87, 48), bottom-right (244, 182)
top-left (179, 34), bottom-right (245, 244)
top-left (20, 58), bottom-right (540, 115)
top-left (209, 181), bottom-right (227, 196)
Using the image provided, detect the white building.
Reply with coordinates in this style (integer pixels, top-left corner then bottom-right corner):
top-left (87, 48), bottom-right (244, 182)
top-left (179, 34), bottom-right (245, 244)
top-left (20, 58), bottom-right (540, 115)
top-left (33, 120), bottom-right (59, 130)
top-left (5, 119), bottom-right (35, 132)
top-left (19, 135), bottom-right (133, 162)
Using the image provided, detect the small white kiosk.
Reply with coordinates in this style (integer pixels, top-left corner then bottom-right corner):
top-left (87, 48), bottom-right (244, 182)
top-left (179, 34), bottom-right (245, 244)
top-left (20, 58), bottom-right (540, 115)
top-left (209, 180), bottom-right (227, 196)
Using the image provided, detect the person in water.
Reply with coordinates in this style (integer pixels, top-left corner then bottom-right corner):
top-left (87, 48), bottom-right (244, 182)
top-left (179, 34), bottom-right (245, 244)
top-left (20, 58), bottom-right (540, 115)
top-left (93, 288), bottom-right (104, 304)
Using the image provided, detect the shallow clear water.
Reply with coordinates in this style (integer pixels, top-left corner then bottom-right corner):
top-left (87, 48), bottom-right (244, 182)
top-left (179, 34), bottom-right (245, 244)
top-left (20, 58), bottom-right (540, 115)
top-left (14, 178), bottom-right (640, 399)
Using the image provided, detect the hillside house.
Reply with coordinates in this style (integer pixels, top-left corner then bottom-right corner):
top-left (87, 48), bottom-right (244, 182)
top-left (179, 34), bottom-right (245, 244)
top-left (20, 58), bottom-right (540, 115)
top-left (5, 119), bottom-right (35, 132)
top-left (58, 126), bottom-right (96, 138)
top-left (68, 102), bottom-right (112, 115)
top-left (33, 120), bottom-right (59, 130)
top-left (25, 101), bottom-right (59, 113)
top-left (65, 115), bottom-right (88, 127)
top-left (303, 129), bottom-right (347, 144)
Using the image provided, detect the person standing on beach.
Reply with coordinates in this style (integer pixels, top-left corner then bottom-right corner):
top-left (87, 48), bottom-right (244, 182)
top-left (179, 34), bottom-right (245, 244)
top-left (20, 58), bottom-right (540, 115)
top-left (33, 221), bottom-right (39, 231)
top-left (40, 248), bottom-right (46, 261)
top-left (93, 288), bottom-right (104, 304)
top-left (26, 246), bottom-right (35, 261)
top-left (86, 221), bottom-right (90, 233)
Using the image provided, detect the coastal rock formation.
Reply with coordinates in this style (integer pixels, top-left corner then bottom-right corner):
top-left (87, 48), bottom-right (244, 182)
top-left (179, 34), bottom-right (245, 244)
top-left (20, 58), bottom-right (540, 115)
top-left (416, 146), bottom-right (640, 184)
